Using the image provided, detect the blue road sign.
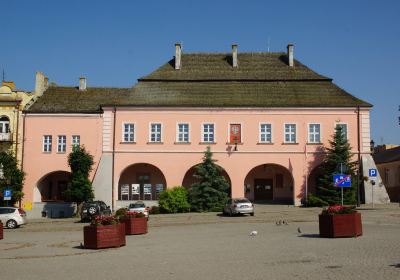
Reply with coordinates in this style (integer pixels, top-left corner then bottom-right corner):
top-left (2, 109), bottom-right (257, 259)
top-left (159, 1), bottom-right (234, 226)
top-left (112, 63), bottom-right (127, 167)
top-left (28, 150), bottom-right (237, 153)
top-left (369, 168), bottom-right (377, 177)
top-left (3, 189), bottom-right (12, 201)
top-left (333, 174), bottom-right (351, 187)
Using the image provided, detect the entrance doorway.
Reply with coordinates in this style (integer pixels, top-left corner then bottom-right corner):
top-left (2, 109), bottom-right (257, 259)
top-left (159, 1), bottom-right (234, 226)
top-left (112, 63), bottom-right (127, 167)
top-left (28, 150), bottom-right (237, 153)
top-left (254, 179), bottom-right (273, 200)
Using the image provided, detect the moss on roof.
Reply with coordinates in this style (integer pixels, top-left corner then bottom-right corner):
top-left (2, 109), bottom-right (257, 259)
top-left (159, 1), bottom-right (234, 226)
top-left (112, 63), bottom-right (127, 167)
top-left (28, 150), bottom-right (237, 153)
top-left (26, 52), bottom-right (372, 113)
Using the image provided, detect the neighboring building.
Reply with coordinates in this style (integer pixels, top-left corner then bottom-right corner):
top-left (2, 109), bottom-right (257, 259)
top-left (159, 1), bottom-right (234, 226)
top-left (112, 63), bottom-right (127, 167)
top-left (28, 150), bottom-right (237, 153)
top-left (373, 144), bottom-right (399, 154)
top-left (0, 80), bottom-right (36, 166)
top-left (373, 146), bottom-right (400, 202)
top-left (22, 44), bottom-right (389, 217)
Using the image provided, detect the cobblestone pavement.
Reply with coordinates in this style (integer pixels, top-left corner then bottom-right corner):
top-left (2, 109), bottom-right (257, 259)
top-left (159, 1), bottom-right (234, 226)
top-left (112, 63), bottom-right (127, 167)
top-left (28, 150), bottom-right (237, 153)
top-left (1, 204), bottom-right (399, 280)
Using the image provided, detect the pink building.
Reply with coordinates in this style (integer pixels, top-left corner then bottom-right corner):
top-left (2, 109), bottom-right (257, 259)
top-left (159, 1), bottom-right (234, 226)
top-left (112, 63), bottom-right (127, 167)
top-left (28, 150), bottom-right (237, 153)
top-left (22, 44), bottom-right (389, 217)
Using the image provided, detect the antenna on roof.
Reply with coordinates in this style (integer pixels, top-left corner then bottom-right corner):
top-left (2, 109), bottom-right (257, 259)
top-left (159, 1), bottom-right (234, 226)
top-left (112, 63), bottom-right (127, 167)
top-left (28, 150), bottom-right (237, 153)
top-left (267, 37), bottom-right (270, 52)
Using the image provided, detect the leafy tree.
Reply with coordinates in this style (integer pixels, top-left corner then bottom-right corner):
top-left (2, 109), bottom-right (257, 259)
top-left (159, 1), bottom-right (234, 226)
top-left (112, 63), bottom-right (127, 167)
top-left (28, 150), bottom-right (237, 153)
top-left (64, 146), bottom-right (94, 212)
top-left (158, 186), bottom-right (191, 213)
top-left (316, 126), bottom-right (357, 205)
top-left (189, 147), bottom-right (230, 212)
top-left (0, 151), bottom-right (25, 206)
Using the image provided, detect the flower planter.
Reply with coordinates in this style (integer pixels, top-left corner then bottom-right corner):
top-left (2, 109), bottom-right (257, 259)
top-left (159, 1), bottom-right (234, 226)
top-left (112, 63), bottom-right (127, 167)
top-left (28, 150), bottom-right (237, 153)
top-left (83, 223), bottom-right (126, 249)
top-left (319, 212), bottom-right (362, 238)
top-left (120, 217), bottom-right (148, 235)
top-left (0, 223), bottom-right (3, 240)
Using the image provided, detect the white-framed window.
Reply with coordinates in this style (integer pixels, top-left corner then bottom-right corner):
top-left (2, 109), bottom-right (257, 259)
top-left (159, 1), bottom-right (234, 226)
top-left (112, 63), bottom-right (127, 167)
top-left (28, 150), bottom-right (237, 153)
top-left (0, 116), bottom-right (10, 133)
top-left (336, 123), bottom-right (348, 140)
top-left (202, 123), bottom-right (215, 143)
top-left (308, 124), bottom-right (321, 143)
top-left (284, 124), bottom-right (297, 143)
top-left (72, 135), bottom-right (80, 148)
top-left (57, 135), bottom-right (66, 153)
top-left (123, 123), bottom-right (135, 142)
top-left (177, 123), bottom-right (189, 142)
top-left (259, 123), bottom-right (272, 143)
top-left (150, 123), bottom-right (162, 142)
top-left (43, 135), bottom-right (52, 152)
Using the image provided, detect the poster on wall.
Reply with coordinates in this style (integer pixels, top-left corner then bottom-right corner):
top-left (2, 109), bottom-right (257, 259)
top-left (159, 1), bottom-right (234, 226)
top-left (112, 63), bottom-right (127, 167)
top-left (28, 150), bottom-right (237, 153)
top-left (144, 184), bottom-right (152, 194)
top-left (121, 184), bottom-right (129, 195)
top-left (131, 184), bottom-right (140, 195)
top-left (156, 184), bottom-right (164, 193)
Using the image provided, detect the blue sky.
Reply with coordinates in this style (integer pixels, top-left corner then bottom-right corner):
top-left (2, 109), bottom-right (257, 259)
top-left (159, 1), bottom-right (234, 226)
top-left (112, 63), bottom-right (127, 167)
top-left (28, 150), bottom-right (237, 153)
top-left (2, 0), bottom-right (399, 144)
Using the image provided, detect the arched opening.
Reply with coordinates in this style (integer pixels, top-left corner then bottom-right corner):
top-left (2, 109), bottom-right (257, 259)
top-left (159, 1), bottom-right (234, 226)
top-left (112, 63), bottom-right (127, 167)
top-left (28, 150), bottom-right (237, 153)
top-left (37, 171), bottom-right (71, 202)
top-left (307, 165), bottom-right (324, 196)
top-left (244, 164), bottom-right (294, 204)
top-left (181, 164), bottom-right (231, 195)
top-left (118, 163), bottom-right (167, 201)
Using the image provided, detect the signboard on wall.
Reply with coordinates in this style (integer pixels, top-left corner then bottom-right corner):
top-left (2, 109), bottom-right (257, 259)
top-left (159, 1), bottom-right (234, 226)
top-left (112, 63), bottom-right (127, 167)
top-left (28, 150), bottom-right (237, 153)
top-left (120, 184), bottom-right (129, 195)
top-left (131, 184), bottom-right (140, 194)
top-left (144, 184), bottom-right (152, 194)
top-left (156, 184), bottom-right (164, 193)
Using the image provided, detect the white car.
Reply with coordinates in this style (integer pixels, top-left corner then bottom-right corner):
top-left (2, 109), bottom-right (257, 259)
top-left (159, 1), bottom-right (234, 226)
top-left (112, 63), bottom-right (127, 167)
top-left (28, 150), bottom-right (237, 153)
top-left (0, 207), bottom-right (28, 229)
top-left (223, 198), bottom-right (254, 216)
top-left (128, 201), bottom-right (149, 219)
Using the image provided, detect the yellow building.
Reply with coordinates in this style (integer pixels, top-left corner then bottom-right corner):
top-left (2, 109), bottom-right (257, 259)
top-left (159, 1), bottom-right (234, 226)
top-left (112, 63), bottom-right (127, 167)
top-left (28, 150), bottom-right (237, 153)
top-left (0, 80), bottom-right (36, 166)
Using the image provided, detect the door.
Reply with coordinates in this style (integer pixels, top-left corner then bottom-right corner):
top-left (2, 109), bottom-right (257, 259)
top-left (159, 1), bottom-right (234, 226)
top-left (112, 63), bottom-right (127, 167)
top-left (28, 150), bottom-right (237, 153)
top-left (230, 124), bottom-right (241, 144)
top-left (137, 174), bottom-right (151, 200)
top-left (254, 179), bottom-right (273, 200)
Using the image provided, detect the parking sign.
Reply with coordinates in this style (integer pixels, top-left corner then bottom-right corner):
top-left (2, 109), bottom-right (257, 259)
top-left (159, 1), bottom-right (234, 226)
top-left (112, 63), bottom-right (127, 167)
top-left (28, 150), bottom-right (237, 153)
top-left (369, 169), bottom-right (377, 177)
top-left (3, 189), bottom-right (12, 201)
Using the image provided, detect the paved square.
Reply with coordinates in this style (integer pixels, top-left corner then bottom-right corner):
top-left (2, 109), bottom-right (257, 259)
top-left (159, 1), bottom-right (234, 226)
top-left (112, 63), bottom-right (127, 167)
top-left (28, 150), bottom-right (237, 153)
top-left (1, 204), bottom-right (399, 280)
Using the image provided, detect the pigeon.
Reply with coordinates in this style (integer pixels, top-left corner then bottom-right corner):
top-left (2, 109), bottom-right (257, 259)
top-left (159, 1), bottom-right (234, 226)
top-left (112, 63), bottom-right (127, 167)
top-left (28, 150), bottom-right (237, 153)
top-left (275, 221), bottom-right (280, 226)
top-left (283, 220), bottom-right (289, 225)
top-left (80, 242), bottom-right (84, 249)
top-left (250, 230), bottom-right (258, 236)
top-left (297, 227), bottom-right (302, 233)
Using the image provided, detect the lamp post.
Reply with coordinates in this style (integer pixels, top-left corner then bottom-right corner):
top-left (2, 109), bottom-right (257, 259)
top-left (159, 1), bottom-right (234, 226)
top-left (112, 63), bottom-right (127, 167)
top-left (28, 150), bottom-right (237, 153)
top-left (233, 136), bottom-right (238, 151)
top-left (336, 163), bottom-right (348, 206)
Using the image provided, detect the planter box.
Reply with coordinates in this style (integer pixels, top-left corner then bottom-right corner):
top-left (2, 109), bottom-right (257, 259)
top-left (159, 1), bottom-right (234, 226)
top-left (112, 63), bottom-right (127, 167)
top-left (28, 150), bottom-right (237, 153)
top-left (319, 212), bottom-right (362, 238)
top-left (120, 217), bottom-right (148, 235)
top-left (83, 223), bottom-right (126, 249)
top-left (0, 223), bottom-right (3, 240)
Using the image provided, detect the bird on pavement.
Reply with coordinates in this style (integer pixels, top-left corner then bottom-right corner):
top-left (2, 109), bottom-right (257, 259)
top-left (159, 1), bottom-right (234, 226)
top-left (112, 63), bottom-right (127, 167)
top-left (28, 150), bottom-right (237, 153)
top-left (297, 227), bottom-right (302, 234)
top-left (250, 230), bottom-right (258, 236)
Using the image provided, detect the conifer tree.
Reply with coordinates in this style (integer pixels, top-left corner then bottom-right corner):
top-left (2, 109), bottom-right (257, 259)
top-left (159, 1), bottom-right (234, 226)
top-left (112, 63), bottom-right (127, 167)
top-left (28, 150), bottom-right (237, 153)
top-left (316, 126), bottom-right (357, 205)
top-left (64, 146), bottom-right (94, 210)
top-left (189, 147), bottom-right (230, 212)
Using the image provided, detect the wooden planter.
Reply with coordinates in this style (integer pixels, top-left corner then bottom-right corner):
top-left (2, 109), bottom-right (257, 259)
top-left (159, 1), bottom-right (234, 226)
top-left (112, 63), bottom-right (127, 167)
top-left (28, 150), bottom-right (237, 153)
top-left (83, 223), bottom-right (126, 249)
top-left (319, 212), bottom-right (362, 238)
top-left (120, 217), bottom-right (148, 235)
top-left (0, 223), bottom-right (3, 240)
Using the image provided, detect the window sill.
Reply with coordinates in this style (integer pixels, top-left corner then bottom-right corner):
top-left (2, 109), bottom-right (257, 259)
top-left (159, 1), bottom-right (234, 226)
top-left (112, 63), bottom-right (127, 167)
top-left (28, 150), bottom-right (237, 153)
top-left (257, 142), bottom-right (274, 145)
top-left (199, 142), bottom-right (217, 145)
top-left (147, 142), bottom-right (164, 144)
top-left (56, 152), bottom-right (66, 154)
top-left (307, 142), bottom-right (323, 145)
top-left (42, 152), bottom-right (52, 154)
top-left (120, 141), bottom-right (136, 144)
top-left (226, 142), bottom-right (244, 145)
top-left (174, 142), bottom-right (191, 145)
top-left (282, 142), bottom-right (299, 145)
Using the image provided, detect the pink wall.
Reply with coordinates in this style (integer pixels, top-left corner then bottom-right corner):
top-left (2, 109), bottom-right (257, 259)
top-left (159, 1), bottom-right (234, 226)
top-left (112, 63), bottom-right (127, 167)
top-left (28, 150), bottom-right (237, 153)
top-left (22, 114), bottom-right (103, 204)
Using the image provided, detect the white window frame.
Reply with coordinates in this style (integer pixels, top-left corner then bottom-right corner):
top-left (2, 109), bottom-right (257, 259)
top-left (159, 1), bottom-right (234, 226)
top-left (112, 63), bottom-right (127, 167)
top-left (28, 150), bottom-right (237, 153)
top-left (308, 123), bottom-right (321, 143)
top-left (43, 135), bottom-right (52, 152)
top-left (202, 123), bottom-right (216, 143)
top-left (57, 135), bottom-right (66, 153)
top-left (176, 123), bottom-right (190, 143)
top-left (72, 135), bottom-right (80, 148)
top-left (259, 123), bottom-right (272, 143)
top-left (284, 123), bottom-right (297, 143)
top-left (122, 123), bottom-right (135, 143)
top-left (149, 123), bottom-right (162, 143)
top-left (335, 123), bottom-right (348, 140)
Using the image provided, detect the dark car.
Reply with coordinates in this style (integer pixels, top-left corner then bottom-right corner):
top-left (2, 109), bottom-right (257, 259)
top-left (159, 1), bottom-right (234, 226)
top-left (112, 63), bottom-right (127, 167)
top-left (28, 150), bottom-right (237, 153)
top-left (80, 201), bottom-right (111, 222)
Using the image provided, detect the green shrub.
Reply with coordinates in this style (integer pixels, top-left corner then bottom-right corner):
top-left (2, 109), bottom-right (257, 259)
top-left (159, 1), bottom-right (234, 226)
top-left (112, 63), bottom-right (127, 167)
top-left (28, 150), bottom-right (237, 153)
top-left (158, 186), bottom-right (191, 214)
top-left (149, 206), bottom-right (160, 215)
top-left (302, 194), bottom-right (329, 207)
top-left (115, 207), bottom-right (127, 217)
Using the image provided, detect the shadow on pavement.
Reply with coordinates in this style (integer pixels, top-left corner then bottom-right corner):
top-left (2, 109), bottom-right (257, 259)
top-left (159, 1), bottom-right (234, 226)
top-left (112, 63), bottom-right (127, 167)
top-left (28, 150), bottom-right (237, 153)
top-left (298, 234), bottom-right (320, 238)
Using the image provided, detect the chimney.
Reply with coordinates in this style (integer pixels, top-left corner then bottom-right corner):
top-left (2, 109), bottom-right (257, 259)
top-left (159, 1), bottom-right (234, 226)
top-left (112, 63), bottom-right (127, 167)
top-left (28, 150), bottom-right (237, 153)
top-left (232, 44), bottom-right (238, 68)
top-left (35, 71), bottom-right (46, 96)
top-left (175, 43), bottom-right (182, 70)
top-left (287, 44), bottom-right (294, 67)
top-left (79, 77), bottom-right (87, 91)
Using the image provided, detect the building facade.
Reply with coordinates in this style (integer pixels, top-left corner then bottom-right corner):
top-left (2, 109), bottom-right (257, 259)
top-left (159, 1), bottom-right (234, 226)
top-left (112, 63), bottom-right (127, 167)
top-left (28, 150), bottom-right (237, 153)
top-left (22, 44), bottom-right (389, 217)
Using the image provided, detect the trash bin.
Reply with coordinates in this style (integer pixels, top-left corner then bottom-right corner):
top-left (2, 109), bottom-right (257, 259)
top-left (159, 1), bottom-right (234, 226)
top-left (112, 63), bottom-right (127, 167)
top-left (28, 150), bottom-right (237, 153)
top-left (41, 211), bottom-right (47, 218)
